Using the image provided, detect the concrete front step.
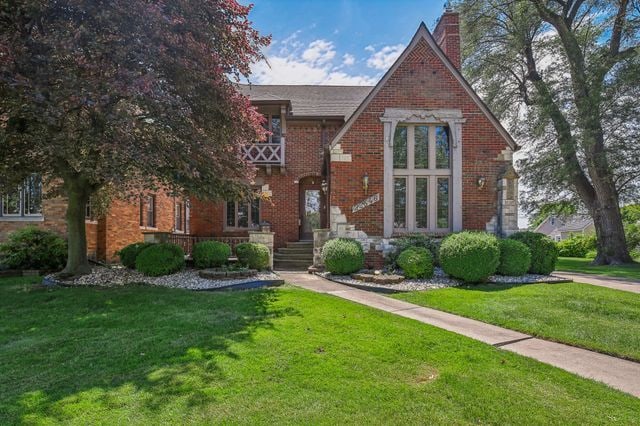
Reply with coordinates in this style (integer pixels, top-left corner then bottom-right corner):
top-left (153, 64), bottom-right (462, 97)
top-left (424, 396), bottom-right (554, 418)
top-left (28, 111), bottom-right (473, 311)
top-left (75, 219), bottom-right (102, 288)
top-left (273, 260), bottom-right (312, 271)
top-left (274, 253), bottom-right (314, 260)
top-left (277, 247), bottom-right (314, 255)
top-left (286, 241), bottom-right (313, 248)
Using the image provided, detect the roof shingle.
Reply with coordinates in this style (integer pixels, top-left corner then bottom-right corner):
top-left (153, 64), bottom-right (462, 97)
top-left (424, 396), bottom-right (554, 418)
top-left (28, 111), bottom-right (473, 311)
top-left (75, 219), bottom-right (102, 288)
top-left (237, 84), bottom-right (373, 118)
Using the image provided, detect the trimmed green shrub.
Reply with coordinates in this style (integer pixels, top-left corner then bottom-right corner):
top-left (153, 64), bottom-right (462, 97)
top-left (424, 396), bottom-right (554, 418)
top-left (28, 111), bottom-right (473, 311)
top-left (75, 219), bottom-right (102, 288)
top-left (509, 231), bottom-right (558, 275)
top-left (322, 238), bottom-right (364, 275)
top-left (235, 242), bottom-right (270, 270)
top-left (439, 231), bottom-right (500, 283)
top-left (118, 242), bottom-right (153, 269)
top-left (0, 226), bottom-right (67, 270)
top-left (192, 241), bottom-right (231, 268)
top-left (397, 247), bottom-right (434, 279)
top-left (388, 233), bottom-right (439, 267)
top-left (556, 234), bottom-right (596, 258)
top-left (135, 243), bottom-right (185, 276)
top-left (497, 239), bottom-right (531, 276)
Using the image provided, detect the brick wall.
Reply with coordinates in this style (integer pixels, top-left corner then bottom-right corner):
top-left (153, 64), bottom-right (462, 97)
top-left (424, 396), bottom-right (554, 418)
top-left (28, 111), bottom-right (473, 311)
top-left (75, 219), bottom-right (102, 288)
top-left (189, 122), bottom-right (340, 249)
top-left (331, 36), bottom-right (511, 262)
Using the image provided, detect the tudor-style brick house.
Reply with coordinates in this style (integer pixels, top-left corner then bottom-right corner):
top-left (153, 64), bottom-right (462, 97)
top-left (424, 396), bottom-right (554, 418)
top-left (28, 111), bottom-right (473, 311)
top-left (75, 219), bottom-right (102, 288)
top-left (0, 10), bottom-right (519, 269)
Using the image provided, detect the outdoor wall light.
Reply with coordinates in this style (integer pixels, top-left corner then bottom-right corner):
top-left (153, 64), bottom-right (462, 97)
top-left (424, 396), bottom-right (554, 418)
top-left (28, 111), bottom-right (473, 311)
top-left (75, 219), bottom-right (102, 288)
top-left (321, 180), bottom-right (328, 194)
top-left (477, 176), bottom-right (486, 189)
top-left (363, 173), bottom-right (369, 195)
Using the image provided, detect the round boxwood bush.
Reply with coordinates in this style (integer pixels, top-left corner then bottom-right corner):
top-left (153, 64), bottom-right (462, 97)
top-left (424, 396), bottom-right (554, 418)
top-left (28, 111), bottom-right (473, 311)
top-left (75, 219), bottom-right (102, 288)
top-left (135, 243), bottom-right (185, 276)
top-left (118, 242), bottom-right (153, 269)
top-left (509, 231), bottom-right (558, 275)
top-left (439, 231), bottom-right (500, 283)
top-left (192, 241), bottom-right (231, 268)
top-left (0, 226), bottom-right (67, 271)
top-left (235, 242), bottom-right (270, 270)
top-left (388, 233), bottom-right (439, 267)
top-left (397, 247), bottom-right (434, 279)
top-left (497, 239), bottom-right (531, 276)
top-left (322, 238), bottom-right (364, 275)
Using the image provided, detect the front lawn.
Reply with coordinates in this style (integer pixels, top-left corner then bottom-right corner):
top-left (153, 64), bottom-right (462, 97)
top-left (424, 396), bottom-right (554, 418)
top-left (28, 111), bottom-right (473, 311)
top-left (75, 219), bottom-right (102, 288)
top-left (1, 277), bottom-right (639, 424)
top-left (394, 282), bottom-right (640, 362)
top-left (556, 257), bottom-right (640, 280)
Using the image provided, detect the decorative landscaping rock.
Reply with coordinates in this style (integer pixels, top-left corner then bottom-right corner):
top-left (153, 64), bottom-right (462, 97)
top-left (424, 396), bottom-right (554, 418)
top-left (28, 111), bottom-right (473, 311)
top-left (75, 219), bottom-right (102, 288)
top-left (320, 267), bottom-right (570, 292)
top-left (351, 272), bottom-right (404, 284)
top-left (43, 266), bottom-right (280, 290)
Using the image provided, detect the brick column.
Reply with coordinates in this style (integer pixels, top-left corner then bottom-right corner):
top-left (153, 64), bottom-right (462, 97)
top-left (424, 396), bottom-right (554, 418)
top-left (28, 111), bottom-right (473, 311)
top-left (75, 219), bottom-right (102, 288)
top-left (249, 231), bottom-right (275, 270)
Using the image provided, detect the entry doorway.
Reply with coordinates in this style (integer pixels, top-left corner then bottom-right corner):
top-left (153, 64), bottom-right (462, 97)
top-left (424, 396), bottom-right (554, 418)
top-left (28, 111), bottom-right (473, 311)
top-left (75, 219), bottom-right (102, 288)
top-left (299, 176), bottom-right (326, 240)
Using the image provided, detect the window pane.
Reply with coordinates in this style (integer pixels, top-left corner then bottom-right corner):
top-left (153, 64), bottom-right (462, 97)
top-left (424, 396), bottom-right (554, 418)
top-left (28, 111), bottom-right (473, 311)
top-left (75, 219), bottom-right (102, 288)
top-left (237, 203), bottom-right (249, 228)
top-left (436, 126), bottom-right (450, 169)
top-left (147, 196), bottom-right (155, 227)
top-left (437, 178), bottom-right (450, 228)
top-left (2, 189), bottom-right (20, 215)
top-left (175, 202), bottom-right (183, 231)
top-left (394, 177), bottom-right (406, 228)
top-left (24, 175), bottom-right (42, 215)
top-left (393, 126), bottom-right (407, 169)
top-left (415, 177), bottom-right (429, 228)
top-left (271, 115), bottom-right (281, 144)
top-left (251, 198), bottom-right (260, 227)
top-left (226, 202), bottom-right (235, 227)
top-left (414, 126), bottom-right (429, 169)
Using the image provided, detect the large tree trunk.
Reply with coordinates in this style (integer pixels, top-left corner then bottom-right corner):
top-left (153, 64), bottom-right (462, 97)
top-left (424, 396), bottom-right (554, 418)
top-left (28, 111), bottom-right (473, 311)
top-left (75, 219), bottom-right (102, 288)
top-left (589, 188), bottom-right (633, 265)
top-left (61, 178), bottom-right (92, 277)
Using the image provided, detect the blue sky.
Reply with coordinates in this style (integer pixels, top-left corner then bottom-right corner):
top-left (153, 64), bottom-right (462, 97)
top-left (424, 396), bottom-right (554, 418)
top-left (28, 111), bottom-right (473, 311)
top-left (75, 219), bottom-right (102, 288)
top-left (246, 0), bottom-right (447, 85)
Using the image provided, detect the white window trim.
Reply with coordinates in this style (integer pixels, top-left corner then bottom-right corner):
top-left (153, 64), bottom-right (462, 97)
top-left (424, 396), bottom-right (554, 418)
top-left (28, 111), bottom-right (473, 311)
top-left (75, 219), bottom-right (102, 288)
top-left (223, 199), bottom-right (260, 231)
top-left (381, 108), bottom-right (464, 237)
top-left (260, 112), bottom-right (282, 144)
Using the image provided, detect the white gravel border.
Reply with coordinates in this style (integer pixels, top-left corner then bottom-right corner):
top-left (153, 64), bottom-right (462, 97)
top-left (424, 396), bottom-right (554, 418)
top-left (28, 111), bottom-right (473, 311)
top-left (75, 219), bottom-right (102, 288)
top-left (46, 266), bottom-right (280, 290)
top-left (319, 267), bottom-right (570, 292)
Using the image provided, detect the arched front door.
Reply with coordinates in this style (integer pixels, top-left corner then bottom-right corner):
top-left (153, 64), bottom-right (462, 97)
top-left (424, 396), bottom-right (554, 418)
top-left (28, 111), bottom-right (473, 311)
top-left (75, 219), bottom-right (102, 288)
top-left (299, 176), bottom-right (326, 240)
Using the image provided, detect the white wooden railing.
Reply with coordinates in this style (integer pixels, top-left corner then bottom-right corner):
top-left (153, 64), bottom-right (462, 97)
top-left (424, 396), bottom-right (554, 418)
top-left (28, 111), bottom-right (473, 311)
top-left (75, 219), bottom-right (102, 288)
top-left (242, 139), bottom-right (285, 166)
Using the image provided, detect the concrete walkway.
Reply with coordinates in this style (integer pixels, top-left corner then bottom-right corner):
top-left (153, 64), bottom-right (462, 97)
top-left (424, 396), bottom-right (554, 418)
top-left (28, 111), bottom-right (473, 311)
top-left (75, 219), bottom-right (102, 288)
top-left (553, 271), bottom-right (640, 294)
top-left (279, 272), bottom-right (640, 398)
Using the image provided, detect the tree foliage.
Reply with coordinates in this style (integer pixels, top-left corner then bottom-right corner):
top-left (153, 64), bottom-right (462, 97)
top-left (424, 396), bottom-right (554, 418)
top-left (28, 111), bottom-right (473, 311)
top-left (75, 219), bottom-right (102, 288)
top-left (0, 0), bottom-right (270, 275)
top-left (458, 0), bottom-right (639, 264)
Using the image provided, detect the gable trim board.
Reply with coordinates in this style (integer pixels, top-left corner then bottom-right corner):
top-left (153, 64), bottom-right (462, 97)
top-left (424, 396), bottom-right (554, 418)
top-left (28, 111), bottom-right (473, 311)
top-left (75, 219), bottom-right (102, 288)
top-left (329, 22), bottom-right (517, 151)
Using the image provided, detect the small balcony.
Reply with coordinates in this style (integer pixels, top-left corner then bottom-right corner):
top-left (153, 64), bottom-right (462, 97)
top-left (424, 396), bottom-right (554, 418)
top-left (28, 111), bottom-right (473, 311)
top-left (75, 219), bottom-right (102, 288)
top-left (242, 139), bottom-right (285, 167)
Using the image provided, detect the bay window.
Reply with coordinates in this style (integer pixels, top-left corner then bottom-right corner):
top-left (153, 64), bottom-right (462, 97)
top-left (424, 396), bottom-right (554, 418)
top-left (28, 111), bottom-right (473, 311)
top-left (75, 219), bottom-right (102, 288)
top-left (393, 125), bottom-right (451, 233)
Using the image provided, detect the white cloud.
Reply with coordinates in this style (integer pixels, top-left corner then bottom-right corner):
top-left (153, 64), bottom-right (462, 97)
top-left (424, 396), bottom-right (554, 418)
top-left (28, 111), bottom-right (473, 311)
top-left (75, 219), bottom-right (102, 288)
top-left (366, 44), bottom-right (405, 70)
top-left (301, 39), bottom-right (336, 65)
top-left (364, 45), bottom-right (375, 52)
top-left (250, 38), bottom-right (378, 86)
top-left (342, 53), bottom-right (355, 66)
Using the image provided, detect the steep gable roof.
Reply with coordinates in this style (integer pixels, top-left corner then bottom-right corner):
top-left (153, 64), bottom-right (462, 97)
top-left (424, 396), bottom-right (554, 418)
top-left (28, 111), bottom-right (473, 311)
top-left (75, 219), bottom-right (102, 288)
top-left (329, 22), bottom-right (517, 150)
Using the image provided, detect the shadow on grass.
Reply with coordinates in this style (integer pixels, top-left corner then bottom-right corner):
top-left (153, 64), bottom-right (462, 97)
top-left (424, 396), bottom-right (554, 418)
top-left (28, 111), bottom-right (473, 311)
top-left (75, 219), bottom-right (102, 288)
top-left (0, 280), bottom-right (299, 423)
top-left (453, 282), bottom-right (547, 293)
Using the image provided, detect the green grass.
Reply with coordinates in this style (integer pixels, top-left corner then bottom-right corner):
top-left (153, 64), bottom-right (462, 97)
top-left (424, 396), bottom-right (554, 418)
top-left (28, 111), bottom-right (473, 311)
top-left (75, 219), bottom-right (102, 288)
top-left (394, 282), bottom-right (640, 362)
top-left (556, 257), bottom-right (640, 280)
top-left (1, 277), bottom-right (639, 425)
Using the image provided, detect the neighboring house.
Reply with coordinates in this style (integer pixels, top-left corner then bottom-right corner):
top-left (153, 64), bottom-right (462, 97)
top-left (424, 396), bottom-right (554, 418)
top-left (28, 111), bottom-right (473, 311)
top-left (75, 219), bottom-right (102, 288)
top-left (534, 215), bottom-right (595, 241)
top-left (0, 9), bottom-right (520, 268)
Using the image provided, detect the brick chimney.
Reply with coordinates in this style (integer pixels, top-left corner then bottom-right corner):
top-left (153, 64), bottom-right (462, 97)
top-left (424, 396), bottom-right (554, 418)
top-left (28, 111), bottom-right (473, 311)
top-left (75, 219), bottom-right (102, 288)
top-left (433, 7), bottom-right (461, 69)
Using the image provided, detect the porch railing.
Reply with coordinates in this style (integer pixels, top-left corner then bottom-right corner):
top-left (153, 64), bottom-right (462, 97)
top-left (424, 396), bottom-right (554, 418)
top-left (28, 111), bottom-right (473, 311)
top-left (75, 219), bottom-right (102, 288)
top-left (242, 140), bottom-right (285, 166)
top-left (168, 234), bottom-right (249, 256)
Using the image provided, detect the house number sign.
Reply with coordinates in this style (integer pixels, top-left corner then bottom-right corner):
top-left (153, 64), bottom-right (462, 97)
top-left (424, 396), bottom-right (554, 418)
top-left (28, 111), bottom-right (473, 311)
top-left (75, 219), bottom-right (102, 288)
top-left (352, 193), bottom-right (380, 213)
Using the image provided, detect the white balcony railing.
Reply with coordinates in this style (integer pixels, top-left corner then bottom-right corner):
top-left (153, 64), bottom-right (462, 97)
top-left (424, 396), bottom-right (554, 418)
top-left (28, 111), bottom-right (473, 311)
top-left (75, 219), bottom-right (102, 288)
top-left (242, 139), bottom-right (285, 166)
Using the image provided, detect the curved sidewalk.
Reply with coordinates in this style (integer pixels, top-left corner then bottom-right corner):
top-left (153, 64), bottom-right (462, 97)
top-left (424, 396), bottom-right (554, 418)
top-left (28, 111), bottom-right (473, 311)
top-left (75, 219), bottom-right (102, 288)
top-left (553, 271), bottom-right (640, 294)
top-left (280, 272), bottom-right (640, 398)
